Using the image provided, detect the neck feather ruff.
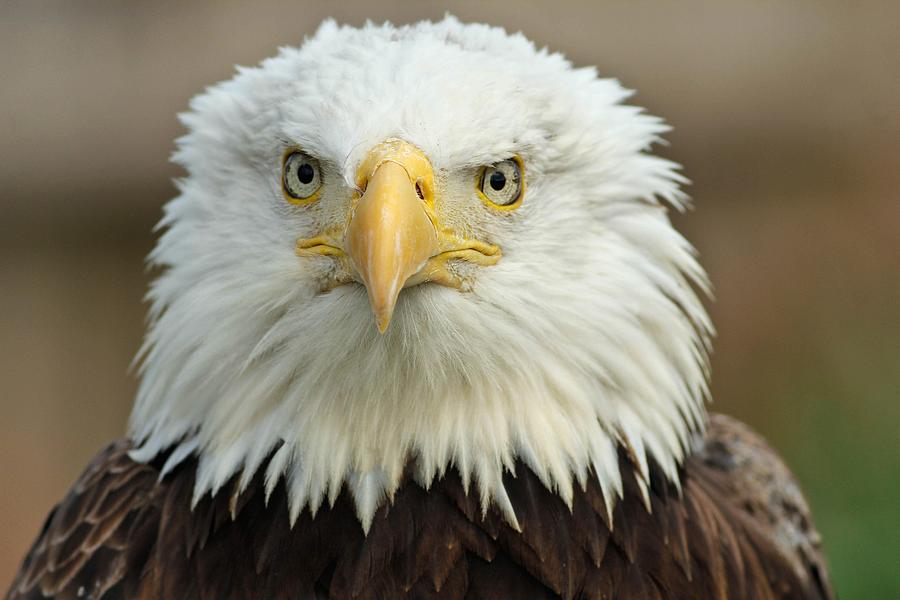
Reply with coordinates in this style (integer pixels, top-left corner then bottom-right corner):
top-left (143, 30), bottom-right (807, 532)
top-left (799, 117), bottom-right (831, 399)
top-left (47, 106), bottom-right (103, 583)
top-left (130, 220), bottom-right (712, 531)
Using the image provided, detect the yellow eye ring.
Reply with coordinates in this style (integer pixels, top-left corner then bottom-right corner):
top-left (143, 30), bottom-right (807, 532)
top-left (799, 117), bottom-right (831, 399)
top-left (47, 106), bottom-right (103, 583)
top-left (475, 156), bottom-right (525, 211)
top-left (282, 149), bottom-right (323, 205)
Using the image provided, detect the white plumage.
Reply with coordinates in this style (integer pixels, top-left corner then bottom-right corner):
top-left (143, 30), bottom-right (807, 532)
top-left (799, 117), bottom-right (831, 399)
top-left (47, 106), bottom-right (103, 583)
top-left (129, 16), bottom-right (712, 533)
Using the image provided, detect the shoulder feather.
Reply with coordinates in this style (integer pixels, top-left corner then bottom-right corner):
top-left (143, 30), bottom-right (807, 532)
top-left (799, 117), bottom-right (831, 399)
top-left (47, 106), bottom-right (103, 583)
top-left (8, 416), bottom-right (833, 599)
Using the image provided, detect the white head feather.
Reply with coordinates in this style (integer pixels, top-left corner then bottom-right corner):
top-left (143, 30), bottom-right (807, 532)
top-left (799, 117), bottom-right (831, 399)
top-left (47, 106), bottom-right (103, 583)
top-left (129, 16), bottom-right (713, 531)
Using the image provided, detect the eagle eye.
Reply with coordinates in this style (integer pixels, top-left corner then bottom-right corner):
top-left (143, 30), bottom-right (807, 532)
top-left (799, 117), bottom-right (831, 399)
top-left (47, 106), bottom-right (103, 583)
top-left (477, 157), bottom-right (524, 209)
top-left (283, 151), bottom-right (322, 203)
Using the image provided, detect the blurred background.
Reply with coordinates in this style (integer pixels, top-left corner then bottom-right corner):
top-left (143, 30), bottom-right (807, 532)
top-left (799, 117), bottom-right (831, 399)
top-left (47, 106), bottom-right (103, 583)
top-left (1, 1), bottom-right (897, 596)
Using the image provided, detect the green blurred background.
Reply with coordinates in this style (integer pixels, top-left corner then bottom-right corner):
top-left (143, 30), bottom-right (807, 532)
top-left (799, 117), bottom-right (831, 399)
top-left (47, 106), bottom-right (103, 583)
top-left (1, 1), bottom-right (897, 597)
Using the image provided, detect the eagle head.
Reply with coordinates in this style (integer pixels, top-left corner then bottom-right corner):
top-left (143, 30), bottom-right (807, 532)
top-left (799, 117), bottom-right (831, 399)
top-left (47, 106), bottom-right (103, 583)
top-left (130, 17), bottom-right (712, 530)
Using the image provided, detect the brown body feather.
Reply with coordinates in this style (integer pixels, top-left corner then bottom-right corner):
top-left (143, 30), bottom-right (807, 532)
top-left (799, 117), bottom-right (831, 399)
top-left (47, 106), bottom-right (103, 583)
top-left (7, 414), bottom-right (832, 599)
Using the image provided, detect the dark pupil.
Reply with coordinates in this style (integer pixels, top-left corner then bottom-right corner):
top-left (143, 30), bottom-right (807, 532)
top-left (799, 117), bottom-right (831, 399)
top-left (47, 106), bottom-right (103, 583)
top-left (489, 170), bottom-right (507, 191)
top-left (297, 162), bottom-right (315, 185)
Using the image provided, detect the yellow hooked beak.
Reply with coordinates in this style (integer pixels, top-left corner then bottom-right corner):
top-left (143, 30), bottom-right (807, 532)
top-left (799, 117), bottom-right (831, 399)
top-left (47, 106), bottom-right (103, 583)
top-left (346, 140), bottom-right (440, 332)
top-left (296, 139), bottom-right (501, 333)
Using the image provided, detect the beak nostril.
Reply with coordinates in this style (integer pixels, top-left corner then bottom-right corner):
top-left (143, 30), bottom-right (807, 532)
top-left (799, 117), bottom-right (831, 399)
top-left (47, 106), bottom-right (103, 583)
top-left (415, 182), bottom-right (425, 201)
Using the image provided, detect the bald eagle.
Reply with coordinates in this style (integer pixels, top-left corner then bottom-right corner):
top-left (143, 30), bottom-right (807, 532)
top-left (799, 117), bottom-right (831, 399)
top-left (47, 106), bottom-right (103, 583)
top-left (8, 17), bottom-right (832, 600)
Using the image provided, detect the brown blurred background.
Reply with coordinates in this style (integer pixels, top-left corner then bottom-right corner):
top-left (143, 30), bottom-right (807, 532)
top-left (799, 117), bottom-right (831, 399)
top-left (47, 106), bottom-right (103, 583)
top-left (1, 1), bottom-right (898, 596)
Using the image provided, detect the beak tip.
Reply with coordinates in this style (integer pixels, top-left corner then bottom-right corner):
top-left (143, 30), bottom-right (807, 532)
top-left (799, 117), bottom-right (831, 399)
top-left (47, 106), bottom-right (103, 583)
top-left (375, 312), bottom-right (392, 334)
top-left (366, 280), bottom-right (401, 335)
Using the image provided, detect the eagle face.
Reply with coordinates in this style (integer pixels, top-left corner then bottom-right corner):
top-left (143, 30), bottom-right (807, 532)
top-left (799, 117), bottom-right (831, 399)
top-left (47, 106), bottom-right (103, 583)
top-left (134, 17), bottom-right (712, 529)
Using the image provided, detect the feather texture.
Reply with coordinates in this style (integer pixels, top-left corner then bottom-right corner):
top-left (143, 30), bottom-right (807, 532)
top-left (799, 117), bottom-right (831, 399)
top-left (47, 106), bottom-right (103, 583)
top-left (8, 414), bottom-right (832, 600)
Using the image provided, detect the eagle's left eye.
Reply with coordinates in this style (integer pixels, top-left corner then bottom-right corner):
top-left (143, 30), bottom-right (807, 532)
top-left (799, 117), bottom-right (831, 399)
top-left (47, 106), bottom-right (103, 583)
top-left (477, 157), bottom-right (524, 209)
top-left (282, 151), bottom-right (322, 203)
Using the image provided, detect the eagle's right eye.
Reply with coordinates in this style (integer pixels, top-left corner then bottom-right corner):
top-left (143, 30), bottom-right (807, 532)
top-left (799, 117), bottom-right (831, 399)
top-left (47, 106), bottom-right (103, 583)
top-left (283, 151), bottom-right (322, 204)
